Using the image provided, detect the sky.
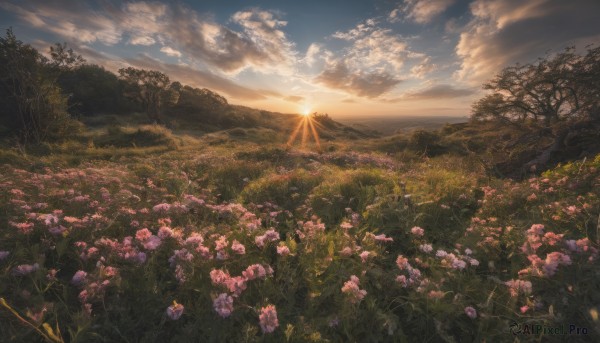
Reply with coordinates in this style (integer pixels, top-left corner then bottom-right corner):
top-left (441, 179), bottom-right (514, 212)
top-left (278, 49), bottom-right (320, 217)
top-left (1, 0), bottom-right (600, 118)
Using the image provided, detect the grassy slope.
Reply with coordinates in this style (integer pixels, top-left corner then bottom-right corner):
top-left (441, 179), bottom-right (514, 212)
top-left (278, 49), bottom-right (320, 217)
top-left (0, 117), bottom-right (599, 342)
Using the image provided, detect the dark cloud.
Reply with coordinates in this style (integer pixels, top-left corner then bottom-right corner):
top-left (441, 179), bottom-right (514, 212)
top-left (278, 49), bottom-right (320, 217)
top-left (404, 84), bottom-right (475, 99)
top-left (316, 61), bottom-right (402, 98)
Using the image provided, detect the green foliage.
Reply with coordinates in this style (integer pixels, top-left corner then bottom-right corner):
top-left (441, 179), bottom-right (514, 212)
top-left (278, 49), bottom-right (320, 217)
top-left (408, 129), bottom-right (446, 156)
top-left (118, 67), bottom-right (175, 123)
top-left (0, 29), bottom-right (82, 144)
top-left (58, 64), bottom-right (133, 116)
top-left (241, 168), bottom-right (324, 211)
top-left (209, 159), bottom-right (266, 201)
top-left (94, 125), bottom-right (178, 149)
top-left (309, 168), bottom-right (395, 226)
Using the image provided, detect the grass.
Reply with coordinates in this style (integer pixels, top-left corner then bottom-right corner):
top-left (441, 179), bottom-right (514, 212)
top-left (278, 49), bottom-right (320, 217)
top-left (0, 123), bottom-right (598, 342)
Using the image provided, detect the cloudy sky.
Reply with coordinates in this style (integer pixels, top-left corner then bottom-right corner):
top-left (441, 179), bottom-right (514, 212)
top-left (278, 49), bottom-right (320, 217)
top-left (1, 0), bottom-right (600, 117)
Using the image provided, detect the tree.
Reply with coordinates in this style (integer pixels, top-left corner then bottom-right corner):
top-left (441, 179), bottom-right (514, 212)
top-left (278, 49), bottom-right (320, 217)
top-left (0, 29), bottom-right (79, 143)
top-left (58, 64), bottom-right (130, 116)
top-left (472, 46), bottom-right (600, 125)
top-left (49, 42), bottom-right (85, 71)
top-left (118, 67), bottom-right (177, 123)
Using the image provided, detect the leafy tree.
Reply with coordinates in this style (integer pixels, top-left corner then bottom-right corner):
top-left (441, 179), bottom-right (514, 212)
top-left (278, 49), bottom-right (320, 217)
top-left (472, 46), bottom-right (600, 125)
top-left (49, 42), bottom-right (85, 71)
top-left (118, 67), bottom-right (177, 123)
top-left (0, 29), bottom-right (80, 143)
top-left (58, 64), bottom-right (132, 116)
top-left (165, 85), bottom-right (229, 125)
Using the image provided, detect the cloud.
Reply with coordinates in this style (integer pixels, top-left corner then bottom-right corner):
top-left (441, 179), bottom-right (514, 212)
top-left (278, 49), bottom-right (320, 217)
top-left (284, 95), bottom-right (305, 103)
top-left (1, 1), bottom-right (297, 75)
top-left (317, 20), bottom-right (421, 97)
top-left (1, 1), bottom-right (122, 45)
top-left (303, 43), bottom-right (322, 66)
top-left (316, 60), bottom-right (402, 98)
top-left (156, 6), bottom-right (296, 74)
top-left (126, 55), bottom-right (276, 100)
top-left (455, 0), bottom-right (600, 85)
top-left (410, 57), bottom-right (438, 78)
top-left (129, 36), bottom-right (156, 46)
top-left (404, 84), bottom-right (475, 99)
top-left (391, 0), bottom-right (455, 24)
top-left (160, 46), bottom-right (182, 57)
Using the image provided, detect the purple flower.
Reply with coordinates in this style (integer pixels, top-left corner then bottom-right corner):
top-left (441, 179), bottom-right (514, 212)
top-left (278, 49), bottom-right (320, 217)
top-left (12, 263), bottom-right (39, 276)
top-left (259, 305), bottom-right (279, 333)
top-left (213, 293), bottom-right (234, 318)
top-left (71, 270), bottom-right (87, 286)
top-left (166, 301), bottom-right (184, 320)
top-left (464, 306), bottom-right (477, 319)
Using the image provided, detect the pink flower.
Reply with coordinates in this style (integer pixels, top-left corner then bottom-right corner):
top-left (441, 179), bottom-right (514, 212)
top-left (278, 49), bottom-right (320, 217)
top-left (71, 270), bottom-right (87, 286)
top-left (44, 214), bottom-right (59, 226)
top-left (452, 259), bottom-right (467, 270)
top-left (214, 235), bottom-right (229, 251)
top-left (231, 240), bottom-right (246, 255)
top-left (360, 251), bottom-right (371, 263)
top-left (527, 224), bottom-right (544, 235)
top-left (505, 279), bottom-right (532, 297)
top-left (419, 244), bottom-right (433, 253)
top-left (135, 228), bottom-right (152, 242)
top-left (142, 235), bottom-right (162, 250)
top-left (396, 255), bottom-right (410, 270)
top-left (166, 301), bottom-right (184, 320)
top-left (464, 306), bottom-right (477, 319)
top-left (542, 232), bottom-right (563, 246)
top-left (520, 305), bottom-right (529, 313)
top-left (373, 234), bottom-right (393, 242)
top-left (213, 293), bottom-right (234, 318)
top-left (255, 229), bottom-right (280, 248)
top-left (0, 251), bottom-right (9, 260)
top-left (157, 226), bottom-right (173, 239)
top-left (341, 275), bottom-right (367, 303)
top-left (259, 305), bottom-right (279, 333)
top-left (226, 276), bottom-right (247, 296)
top-left (410, 226), bottom-right (424, 237)
top-left (185, 232), bottom-right (204, 245)
top-left (396, 275), bottom-right (409, 287)
top-left (277, 245), bottom-right (290, 256)
top-left (153, 203), bottom-right (171, 213)
top-left (242, 264), bottom-right (267, 281)
top-left (210, 269), bottom-right (231, 286)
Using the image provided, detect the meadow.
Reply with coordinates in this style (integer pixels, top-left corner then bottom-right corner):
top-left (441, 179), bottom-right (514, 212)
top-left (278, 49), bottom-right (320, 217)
top-left (1, 31), bottom-right (600, 342)
top-left (1, 121), bottom-right (599, 342)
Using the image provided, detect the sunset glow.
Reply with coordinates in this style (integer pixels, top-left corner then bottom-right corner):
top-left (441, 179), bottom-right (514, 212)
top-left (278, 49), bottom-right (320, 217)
top-left (286, 114), bottom-right (321, 150)
top-left (1, 1), bottom-right (599, 118)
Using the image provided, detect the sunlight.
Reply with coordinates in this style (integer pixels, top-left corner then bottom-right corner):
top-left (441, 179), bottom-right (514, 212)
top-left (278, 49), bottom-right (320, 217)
top-left (301, 108), bottom-right (311, 116)
top-left (286, 112), bottom-right (321, 151)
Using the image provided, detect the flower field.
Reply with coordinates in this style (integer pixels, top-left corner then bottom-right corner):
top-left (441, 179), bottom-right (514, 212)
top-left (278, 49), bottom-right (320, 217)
top-left (1, 144), bottom-right (599, 342)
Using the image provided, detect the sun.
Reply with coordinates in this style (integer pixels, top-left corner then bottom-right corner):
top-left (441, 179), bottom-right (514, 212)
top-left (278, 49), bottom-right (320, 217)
top-left (287, 107), bottom-right (322, 151)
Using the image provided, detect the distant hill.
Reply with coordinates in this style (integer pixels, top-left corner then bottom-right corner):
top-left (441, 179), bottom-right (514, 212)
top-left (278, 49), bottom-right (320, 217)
top-left (335, 115), bottom-right (468, 135)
